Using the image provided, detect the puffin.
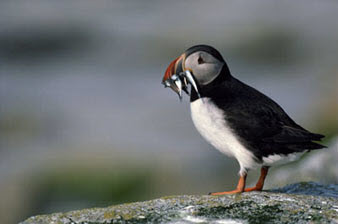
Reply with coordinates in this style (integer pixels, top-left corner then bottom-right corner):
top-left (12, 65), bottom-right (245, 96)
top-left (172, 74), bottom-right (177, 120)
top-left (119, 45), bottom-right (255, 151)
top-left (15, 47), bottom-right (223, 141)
top-left (162, 45), bottom-right (325, 195)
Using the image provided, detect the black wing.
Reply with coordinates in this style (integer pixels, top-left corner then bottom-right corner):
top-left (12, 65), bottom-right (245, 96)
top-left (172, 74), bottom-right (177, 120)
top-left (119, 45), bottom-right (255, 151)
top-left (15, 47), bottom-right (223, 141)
top-left (210, 78), bottom-right (325, 160)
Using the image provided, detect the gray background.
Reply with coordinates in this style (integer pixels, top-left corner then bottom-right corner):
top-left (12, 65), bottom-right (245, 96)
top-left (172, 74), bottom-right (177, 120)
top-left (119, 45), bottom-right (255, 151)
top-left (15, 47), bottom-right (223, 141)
top-left (1, 1), bottom-right (337, 223)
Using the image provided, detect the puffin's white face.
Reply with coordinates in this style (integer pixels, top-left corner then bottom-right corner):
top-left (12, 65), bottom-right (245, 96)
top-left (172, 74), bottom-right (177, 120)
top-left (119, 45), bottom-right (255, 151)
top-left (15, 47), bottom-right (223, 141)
top-left (184, 51), bottom-right (224, 85)
top-left (162, 45), bottom-right (226, 100)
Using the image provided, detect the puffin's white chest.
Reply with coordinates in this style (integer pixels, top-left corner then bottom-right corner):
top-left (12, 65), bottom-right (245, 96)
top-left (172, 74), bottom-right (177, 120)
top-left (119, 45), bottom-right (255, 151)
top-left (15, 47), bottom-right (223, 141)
top-left (190, 98), bottom-right (257, 174)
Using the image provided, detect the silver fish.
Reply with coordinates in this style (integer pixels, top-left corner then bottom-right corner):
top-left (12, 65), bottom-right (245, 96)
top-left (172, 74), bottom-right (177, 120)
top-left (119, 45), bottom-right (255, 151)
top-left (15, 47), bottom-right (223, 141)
top-left (163, 71), bottom-right (201, 101)
top-left (184, 70), bottom-right (201, 99)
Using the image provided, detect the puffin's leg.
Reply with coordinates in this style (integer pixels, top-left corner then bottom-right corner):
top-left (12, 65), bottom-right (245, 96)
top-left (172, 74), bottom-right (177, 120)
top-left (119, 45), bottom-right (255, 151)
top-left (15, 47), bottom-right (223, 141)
top-left (244, 166), bottom-right (269, 192)
top-left (209, 172), bottom-right (247, 195)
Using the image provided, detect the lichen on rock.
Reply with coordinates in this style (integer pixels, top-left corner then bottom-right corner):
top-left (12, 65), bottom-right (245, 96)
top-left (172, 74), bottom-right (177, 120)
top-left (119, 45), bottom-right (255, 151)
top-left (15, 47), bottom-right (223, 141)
top-left (20, 182), bottom-right (338, 224)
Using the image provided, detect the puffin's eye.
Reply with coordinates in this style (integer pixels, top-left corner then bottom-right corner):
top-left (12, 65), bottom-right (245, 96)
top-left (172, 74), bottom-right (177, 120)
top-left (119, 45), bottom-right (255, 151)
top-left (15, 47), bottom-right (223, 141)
top-left (198, 56), bottom-right (204, 64)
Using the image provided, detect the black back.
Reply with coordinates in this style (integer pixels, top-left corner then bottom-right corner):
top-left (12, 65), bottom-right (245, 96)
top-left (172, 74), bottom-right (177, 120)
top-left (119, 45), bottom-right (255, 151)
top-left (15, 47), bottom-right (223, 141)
top-left (190, 71), bottom-right (326, 161)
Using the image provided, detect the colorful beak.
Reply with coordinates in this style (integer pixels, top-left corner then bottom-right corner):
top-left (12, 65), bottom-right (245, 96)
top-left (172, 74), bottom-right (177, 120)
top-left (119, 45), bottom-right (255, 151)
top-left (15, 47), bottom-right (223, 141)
top-left (162, 54), bottom-right (185, 99)
top-left (163, 55), bottom-right (183, 84)
top-left (162, 53), bottom-right (201, 100)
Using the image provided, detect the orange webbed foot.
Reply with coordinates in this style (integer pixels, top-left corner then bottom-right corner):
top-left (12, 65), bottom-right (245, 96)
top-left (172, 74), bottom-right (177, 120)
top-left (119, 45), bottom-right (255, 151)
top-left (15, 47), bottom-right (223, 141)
top-left (208, 166), bottom-right (269, 195)
top-left (244, 186), bottom-right (263, 192)
top-left (209, 189), bottom-right (244, 195)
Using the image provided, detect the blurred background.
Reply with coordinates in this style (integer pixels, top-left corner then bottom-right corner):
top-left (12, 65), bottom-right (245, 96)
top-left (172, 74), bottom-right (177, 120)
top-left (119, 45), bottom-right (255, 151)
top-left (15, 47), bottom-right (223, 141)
top-left (1, 1), bottom-right (338, 223)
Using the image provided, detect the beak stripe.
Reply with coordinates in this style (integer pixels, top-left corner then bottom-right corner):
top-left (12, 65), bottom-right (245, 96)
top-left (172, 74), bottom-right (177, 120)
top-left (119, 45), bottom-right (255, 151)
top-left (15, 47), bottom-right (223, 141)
top-left (174, 54), bottom-right (185, 74)
top-left (163, 54), bottom-right (186, 83)
top-left (163, 56), bottom-right (180, 83)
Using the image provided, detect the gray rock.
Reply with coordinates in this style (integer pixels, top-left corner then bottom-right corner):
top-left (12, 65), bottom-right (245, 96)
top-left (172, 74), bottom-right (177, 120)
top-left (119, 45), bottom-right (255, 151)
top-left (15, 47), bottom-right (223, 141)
top-left (20, 182), bottom-right (338, 224)
top-left (270, 182), bottom-right (338, 198)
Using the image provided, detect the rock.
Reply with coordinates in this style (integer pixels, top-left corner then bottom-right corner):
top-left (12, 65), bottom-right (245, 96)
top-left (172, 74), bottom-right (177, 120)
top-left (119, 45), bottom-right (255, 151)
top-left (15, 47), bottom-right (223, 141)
top-left (20, 182), bottom-right (338, 224)
top-left (271, 182), bottom-right (338, 198)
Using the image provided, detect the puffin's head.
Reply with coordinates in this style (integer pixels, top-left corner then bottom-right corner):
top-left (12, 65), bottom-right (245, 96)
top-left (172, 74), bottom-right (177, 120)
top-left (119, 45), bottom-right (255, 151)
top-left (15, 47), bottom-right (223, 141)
top-left (162, 45), bottom-right (226, 100)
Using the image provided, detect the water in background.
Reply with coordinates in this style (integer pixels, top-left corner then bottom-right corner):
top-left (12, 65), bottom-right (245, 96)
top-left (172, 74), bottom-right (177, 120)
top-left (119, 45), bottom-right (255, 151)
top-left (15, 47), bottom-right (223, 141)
top-left (1, 1), bottom-right (338, 223)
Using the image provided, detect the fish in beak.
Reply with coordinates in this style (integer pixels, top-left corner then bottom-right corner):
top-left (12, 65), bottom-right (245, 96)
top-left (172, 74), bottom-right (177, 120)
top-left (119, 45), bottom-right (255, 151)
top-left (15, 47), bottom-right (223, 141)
top-left (162, 54), bottom-right (201, 100)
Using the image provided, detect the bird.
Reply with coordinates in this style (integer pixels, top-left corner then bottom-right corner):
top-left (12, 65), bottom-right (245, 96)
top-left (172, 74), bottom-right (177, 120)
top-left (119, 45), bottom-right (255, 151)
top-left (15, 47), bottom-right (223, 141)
top-left (162, 44), bottom-right (326, 195)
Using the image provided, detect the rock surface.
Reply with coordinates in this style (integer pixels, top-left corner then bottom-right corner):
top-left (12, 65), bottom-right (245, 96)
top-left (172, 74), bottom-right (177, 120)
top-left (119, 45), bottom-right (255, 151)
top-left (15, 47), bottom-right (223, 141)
top-left (21, 182), bottom-right (338, 224)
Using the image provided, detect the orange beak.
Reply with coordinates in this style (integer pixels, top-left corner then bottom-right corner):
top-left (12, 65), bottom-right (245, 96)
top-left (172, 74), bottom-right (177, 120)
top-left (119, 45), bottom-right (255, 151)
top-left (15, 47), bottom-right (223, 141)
top-left (162, 53), bottom-right (200, 100)
top-left (162, 54), bottom-right (186, 99)
top-left (162, 54), bottom-right (184, 84)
